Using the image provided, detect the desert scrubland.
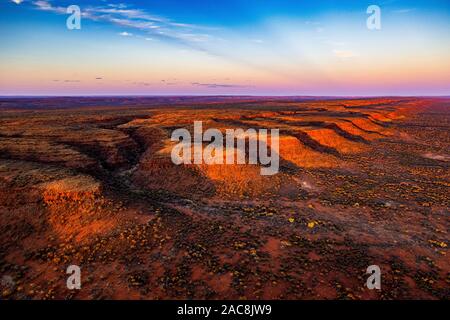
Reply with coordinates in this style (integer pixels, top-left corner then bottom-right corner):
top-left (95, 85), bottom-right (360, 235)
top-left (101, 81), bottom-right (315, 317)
top-left (0, 97), bottom-right (448, 299)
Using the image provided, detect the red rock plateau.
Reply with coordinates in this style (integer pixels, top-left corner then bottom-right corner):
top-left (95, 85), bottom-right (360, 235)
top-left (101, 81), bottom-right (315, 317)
top-left (0, 97), bottom-right (448, 299)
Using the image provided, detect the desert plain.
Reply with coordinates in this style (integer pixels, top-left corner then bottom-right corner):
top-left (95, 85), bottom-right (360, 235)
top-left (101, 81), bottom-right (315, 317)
top-left (0, 96), bottom-right (448, 299)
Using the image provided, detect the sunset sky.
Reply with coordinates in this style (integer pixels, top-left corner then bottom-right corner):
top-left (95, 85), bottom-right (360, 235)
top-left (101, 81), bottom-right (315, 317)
top-left (1, 0), bottom-right (449, 96)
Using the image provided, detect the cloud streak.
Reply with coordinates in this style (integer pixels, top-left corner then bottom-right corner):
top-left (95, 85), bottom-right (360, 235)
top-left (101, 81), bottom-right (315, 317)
top-left (191, 82), bottom-right (249, 88)
top-left (28, 0), bottom-right (218, 48)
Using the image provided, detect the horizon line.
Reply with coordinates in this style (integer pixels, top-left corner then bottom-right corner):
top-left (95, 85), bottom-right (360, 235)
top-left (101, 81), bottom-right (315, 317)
top-left (1, 94), bottom-right (449, 99)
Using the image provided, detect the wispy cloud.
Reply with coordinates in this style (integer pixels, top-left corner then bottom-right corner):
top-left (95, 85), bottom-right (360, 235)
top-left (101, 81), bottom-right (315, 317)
top-left (118, 31), bottom-right (133, 37)
top-left (52, 79), bottom-right (81, 83)
top-left (27, 0), bottom-right (219, 49)
top-left (132, 82), bottom-right (152, 86)
top-left (107, 3), bottom-right (128, 10)
top-left (191, 82), bottom-right (248, 88)
top-left (33, 0), bottom-right (66, 14)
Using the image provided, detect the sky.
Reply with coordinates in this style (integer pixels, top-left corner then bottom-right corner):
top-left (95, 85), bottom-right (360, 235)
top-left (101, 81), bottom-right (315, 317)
top-left (0, 0), bottom-right (449, 96)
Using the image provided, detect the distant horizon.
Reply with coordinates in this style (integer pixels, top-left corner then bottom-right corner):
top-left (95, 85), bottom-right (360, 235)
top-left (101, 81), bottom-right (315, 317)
top-left (1, 94), bottom-right (449, 98)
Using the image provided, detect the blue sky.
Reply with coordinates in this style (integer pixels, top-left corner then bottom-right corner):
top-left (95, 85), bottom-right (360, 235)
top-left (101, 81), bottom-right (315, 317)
top-left (1, 0), bottom-right (449, 95)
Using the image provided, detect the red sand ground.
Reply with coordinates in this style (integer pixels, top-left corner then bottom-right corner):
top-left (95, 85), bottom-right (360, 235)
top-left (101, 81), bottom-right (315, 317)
top-left (0, 97), bottom-right (448, 299)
